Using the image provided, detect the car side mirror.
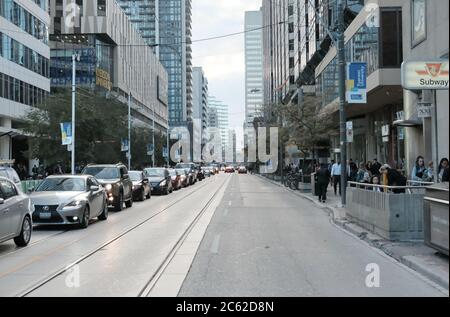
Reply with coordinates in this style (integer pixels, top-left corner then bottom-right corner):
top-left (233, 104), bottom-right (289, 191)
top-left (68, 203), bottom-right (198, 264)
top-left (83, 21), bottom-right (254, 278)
top-left (90, 185), bottom-right (100, 191)
top-left (123, 174), bottom-right (129, 179)
top-left (0, 198), bottom-right (4, 205)
top-left (143, 179), bottom-right (149, 183)
top-left (27, 187), bottom-right (35, 194)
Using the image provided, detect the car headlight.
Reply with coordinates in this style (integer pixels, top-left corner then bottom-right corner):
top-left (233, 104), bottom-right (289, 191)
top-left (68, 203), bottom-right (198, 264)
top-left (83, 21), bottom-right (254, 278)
top-left (64, 200), bottom-right (83, 208)
top-left (105, 184), bottom-right (113, 191)
top-left (160, 180), bottom-right (167, 186)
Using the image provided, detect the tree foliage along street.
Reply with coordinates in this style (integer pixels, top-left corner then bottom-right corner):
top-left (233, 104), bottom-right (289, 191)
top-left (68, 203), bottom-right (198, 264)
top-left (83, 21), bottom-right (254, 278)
top-left (20, 90), bottom-right (166, 169)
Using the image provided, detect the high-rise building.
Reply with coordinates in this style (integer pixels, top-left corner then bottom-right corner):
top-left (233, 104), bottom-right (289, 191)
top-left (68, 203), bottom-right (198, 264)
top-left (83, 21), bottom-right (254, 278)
top-left (245, 10), bottom-right (264, 129)
top-left (49, 0), bottom-right (169, 134)
top-left (118, 0), bottom-right (193, 127)
top-left (208, 95), bottom-right (229, 150)
top-left (0, 0), bottom-right (50, 168)
top-left (193, 67), bottom-right (208, 145)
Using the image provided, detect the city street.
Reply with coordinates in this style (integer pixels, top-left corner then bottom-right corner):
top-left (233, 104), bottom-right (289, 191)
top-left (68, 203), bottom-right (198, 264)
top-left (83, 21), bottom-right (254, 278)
top-left (0, 173), bottom-right (446, 297)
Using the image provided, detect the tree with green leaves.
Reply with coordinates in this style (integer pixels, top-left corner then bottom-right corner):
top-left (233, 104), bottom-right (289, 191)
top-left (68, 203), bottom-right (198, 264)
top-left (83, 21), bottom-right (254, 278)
top-left (20, 90), bottom-right (165, 170)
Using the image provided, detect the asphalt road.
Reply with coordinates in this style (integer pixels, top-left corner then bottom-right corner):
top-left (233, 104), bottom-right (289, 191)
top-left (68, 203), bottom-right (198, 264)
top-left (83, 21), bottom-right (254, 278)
top-left (0, 174), bottom-right (227, 297)
top-left (179, 174), bottom-right (447, 297)
top-left (0, 173), bottom-right (446, 297)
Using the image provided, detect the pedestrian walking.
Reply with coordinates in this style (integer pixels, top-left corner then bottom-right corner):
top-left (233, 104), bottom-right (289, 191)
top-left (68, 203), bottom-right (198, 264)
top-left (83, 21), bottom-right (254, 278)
top-left (316, 164), bottom-right (331, 203)
top-left (331, 160), bottom-right (341, 196)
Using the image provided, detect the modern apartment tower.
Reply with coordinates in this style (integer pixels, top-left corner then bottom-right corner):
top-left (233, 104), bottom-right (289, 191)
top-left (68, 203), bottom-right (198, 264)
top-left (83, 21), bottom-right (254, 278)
top-left (0, 0), bottom-right (50, 168)
top-left (244, 9), bottom-right (264, 128)
top-left (118, 0), bottom-right (193, 127)
top-left (207, 95), bottom-right (229, 152)
top-left (193, 67), bottom-right (208, 145)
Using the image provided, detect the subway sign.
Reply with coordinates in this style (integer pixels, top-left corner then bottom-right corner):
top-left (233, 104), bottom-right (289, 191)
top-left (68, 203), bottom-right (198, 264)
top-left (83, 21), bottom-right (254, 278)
top-left (402, 61), bottom-right (449, 90)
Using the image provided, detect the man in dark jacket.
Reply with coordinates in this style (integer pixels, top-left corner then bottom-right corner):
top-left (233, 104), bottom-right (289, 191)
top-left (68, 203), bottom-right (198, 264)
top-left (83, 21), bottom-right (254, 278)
top-left (317, 164), bottom-right (331, 203)
top-left (371, 158), bottom-right (382, 177)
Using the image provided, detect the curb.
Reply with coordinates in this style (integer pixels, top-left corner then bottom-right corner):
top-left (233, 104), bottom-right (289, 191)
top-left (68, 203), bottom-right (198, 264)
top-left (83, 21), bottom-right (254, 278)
top-left (256, 174), bottom-right (449, 291)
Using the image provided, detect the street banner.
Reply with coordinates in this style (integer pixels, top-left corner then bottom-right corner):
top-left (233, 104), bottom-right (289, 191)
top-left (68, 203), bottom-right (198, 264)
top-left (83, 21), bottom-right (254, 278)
top-left (346, 121), bottom-right (354, 143)
top-left (402, 61), bottom-right (449, 90)
top-left (121, 139), bottom-right (129, 152)
top-left (346, 63), bottom-right (367, 104)
top-left (60, 122), bottom-right (72, 145)
top-left (163, 146), bottom-right (169, 158)
top-left (147, 144), bottom-right (154, 156)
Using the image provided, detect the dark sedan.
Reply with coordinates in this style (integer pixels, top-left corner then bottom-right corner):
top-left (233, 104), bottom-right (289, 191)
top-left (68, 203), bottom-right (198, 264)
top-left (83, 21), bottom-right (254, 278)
top-left (129, 171), bottom-right (151, 201)
top-left (144, 168), bottom-right (173, 195)
top-left (169, 169), bottom-right (182, 190)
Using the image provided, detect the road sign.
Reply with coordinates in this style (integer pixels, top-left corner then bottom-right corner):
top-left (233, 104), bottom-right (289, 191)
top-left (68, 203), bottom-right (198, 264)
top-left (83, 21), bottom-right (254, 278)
top-left (346, 63), bottom-right (367, 104)
top-left (346, 121), bottom-right (354, 143)
top-left (417, 104), bottom-right (433, 118)
top-left (401, 61), bottom-right (449, 90)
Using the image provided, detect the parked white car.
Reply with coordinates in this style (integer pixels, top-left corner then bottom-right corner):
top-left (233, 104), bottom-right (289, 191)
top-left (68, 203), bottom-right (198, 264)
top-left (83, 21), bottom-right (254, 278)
top-left (0, 177), bottom-right (33, 247)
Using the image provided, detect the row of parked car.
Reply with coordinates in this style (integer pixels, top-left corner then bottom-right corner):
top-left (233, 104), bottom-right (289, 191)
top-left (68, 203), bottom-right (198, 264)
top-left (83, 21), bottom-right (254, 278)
top-left (0, 163), bottom-right (220, 248)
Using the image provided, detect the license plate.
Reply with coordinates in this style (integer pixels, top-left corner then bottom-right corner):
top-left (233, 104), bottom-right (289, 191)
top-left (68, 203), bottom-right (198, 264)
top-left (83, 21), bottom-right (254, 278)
top-left (40, 212), bottom-right (51, 219)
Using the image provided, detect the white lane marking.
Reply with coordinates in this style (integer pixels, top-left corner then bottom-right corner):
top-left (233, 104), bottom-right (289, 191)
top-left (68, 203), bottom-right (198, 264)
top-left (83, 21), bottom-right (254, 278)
top-left (210, 234), bottom-right (221, 254)
top-left (228, 201), bottom-right (232, 206)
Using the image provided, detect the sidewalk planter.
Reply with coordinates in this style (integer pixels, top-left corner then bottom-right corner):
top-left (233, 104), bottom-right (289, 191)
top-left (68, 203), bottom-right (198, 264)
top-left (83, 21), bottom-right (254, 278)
top-left (423, 184), bottom-right (449, 256)
top-left (347, 188), bottom-right (424, 241)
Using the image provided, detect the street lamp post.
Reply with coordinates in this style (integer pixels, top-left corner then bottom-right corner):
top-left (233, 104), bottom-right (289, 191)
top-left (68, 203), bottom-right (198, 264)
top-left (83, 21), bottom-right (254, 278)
top-left (128, 92), bottom-right (132, 170)
top-left (337, 0), bottom-right (348, 206)
top-left (71, 54), bottom-right (79, 175)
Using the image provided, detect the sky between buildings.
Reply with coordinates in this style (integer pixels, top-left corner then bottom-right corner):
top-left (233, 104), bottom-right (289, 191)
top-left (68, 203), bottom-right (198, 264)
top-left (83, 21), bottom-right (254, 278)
top-left (192, 0), bottom-right (262, 150)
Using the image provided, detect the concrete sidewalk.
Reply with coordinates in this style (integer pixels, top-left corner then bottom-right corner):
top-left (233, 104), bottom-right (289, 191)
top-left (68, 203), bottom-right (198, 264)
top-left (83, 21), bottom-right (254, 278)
top-left (257, 174), bottom-right (449, 291)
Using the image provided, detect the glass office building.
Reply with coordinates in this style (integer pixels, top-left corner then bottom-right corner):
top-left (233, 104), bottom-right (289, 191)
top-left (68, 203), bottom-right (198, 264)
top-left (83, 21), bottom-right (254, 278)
top-left (118, 0), bottom-right (193, 126)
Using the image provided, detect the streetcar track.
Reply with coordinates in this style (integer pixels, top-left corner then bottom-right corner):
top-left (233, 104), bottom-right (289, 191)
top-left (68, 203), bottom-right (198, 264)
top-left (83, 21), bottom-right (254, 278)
top-left (15, 175), bottom-right (227, 297)
top-left (138, 175), bottom-right (230, 297)
top-left (0, 230), bottom-right (70, 260)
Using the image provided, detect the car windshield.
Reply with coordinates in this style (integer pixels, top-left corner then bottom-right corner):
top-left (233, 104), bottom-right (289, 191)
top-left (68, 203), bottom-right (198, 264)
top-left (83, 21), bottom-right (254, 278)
top-left (83, 167), bottom-right (120, 179)
top-left (146, 168), bottom-right (166, 177)
top-left (176, 169), bottom-right (186, 175)
top-left (36, 178), bottom-right (86, 192)
top-left (129, 171), bottom-right (142, 181)
top-left (169, 170), bottom-right (177, 176)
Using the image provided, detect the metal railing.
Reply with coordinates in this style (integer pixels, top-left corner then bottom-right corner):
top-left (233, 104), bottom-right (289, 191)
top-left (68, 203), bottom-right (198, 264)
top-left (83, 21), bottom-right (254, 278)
top-left (347, 181), bottom-right (431, 194)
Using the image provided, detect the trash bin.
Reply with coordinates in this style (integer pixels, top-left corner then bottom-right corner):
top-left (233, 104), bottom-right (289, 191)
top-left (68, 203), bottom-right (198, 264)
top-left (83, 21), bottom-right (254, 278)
top-left (311, 173), bottom-right (319, 196)
top-left (424, 184), bottom-right (449, 255)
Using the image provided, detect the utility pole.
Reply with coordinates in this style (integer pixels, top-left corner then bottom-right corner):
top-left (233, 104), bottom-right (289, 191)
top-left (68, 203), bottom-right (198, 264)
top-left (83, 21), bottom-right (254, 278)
top-left (337, 0), bottom-right (348, 206)
top-left (71, 54), bottom-right (78, 175)
top-left (128, 92), bottom-right (132, 170)
top-left (152, 104), bottom-right (156, 167)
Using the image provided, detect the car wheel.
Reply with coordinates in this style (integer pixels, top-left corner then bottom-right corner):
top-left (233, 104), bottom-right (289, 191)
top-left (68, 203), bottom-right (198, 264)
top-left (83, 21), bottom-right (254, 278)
top-left (146, 190), bottom-right (151, 199)
top-left (79, 206), bottom-right (90, 229)
top-left (14, 216), bottom-right (32, 247)
top-left (115, 193), bottom-right (124, 212)
top-left (140, 189), bottom-right (146, 201)
top-left (125, 197), bottom-right (133, 208)
top-left (98, 200), bottom-right (108, 221)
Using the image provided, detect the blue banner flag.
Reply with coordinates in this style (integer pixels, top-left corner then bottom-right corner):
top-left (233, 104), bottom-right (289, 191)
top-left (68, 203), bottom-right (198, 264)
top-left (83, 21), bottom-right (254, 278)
top-left (346, 63), bottom-right (367, 104)
top-left (60, 122), bottom-right (72, 145)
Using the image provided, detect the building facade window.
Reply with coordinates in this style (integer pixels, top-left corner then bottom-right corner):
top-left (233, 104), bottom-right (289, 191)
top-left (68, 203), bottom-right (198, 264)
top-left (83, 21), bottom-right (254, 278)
top-left (0, 0), bottom-right (49, 44)
top-left (0, 32), bottom-right (50, 78)
top-left (0, 72), bottom-right (48, 106)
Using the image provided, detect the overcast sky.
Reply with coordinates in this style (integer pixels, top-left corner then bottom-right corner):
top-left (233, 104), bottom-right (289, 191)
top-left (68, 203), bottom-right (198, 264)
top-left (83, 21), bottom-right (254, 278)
top-left (192, 0), bottom-right (262, 148)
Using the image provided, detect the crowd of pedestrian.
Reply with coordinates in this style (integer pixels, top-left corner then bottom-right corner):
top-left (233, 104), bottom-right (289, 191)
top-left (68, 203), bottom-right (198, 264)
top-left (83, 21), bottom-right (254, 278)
top-left (312, 156), bottom-right (449, 203)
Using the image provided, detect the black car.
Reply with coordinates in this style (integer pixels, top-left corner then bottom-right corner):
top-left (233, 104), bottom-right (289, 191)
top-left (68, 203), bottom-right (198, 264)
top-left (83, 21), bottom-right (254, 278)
top-left (129, 171), bottom-right (151, 201)
top-left (82, 163), bottom-right (133, 211)
top-left (175, 163), bottom-right (197, 185)
top-left (144, 168), bottom-right (173, 195)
